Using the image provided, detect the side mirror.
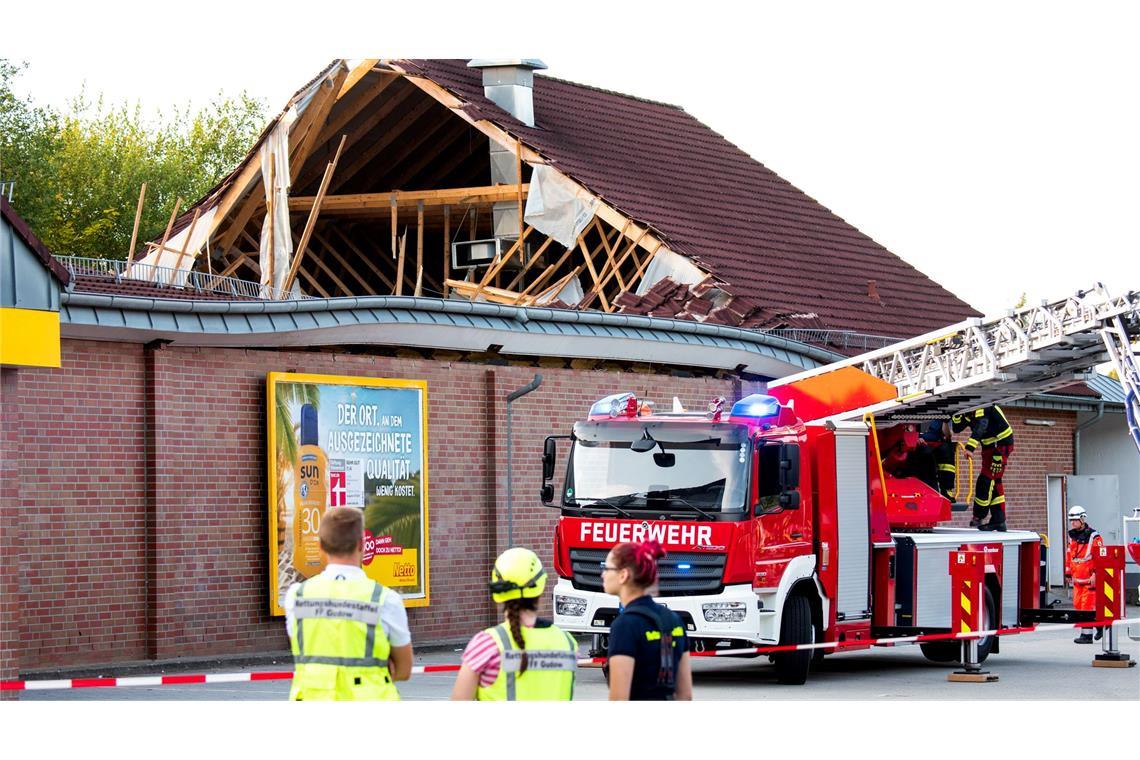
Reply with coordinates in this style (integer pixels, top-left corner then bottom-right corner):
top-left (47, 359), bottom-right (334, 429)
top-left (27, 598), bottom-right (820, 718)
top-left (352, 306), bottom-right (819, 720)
top-left (779, 444), bottom-right (801, 490)
top-left (778, 491), bottom-right (801, 510)
top-left (541, 484), bottom-right (555, 505)
top-left (542, 437), bottom-right (557, 481)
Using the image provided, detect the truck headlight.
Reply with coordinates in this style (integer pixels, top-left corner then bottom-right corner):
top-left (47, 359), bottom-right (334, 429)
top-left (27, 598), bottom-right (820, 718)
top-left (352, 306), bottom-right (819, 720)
top-left (702, 602), bottom-right (746, 623)
top-left (556, 595), bottom-right (587, 617)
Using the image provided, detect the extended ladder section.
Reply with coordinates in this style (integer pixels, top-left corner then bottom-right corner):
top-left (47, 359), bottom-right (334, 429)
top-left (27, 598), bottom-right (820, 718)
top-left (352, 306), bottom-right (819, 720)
top-left (770, 284), bottom-right (1140, 445)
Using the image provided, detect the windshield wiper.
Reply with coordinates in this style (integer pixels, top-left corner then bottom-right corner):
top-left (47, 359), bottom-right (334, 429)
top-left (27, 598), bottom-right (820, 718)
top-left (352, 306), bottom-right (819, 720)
top-left (647, 492), bottom-right (717, 520)
top-left (578, 493), bottom-right (644, 518)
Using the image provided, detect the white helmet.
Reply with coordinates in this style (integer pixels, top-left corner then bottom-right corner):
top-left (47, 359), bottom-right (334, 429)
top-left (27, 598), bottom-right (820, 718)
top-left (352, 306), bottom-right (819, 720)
top-left (1068, 505), bottom-right (1087, 520)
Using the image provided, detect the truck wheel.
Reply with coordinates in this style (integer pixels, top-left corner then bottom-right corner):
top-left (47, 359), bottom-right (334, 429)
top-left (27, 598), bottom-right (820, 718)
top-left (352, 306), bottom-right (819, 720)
top-left (975, 586), bottom-right (997, 664)
top-left (773, 595), bottom-right (813, 685)
top-left (920, 586), bottom-right (998, 664)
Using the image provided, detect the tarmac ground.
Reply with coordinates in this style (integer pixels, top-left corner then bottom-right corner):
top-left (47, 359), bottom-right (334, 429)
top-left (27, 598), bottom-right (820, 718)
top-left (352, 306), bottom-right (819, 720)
top-left (19, 616), bottom-right (1140, 701)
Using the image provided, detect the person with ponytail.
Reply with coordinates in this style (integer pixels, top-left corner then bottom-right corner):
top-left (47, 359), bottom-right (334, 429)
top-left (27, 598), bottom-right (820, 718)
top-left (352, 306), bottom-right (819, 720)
top-left (451, 547), bottom-right (578, 701)
top-left (603, 540), bottom-right (693, 700)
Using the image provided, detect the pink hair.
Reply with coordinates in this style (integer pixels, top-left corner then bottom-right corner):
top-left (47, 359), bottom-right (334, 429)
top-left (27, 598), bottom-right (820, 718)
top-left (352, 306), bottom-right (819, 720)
top-left (611, 540), bottom-right (666, 588)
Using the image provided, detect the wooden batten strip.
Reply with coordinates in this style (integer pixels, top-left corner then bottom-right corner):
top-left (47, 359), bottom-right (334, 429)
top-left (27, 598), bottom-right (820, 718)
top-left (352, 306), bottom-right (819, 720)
top-left (504, 234), bottom-right (554, 291)
top-left (296, 265), bottom-right (332, 298)
top-left (473, 225), bottom-right (533, 300)
top-left (314, 232), bottom-right (376, 295)
top-left (309, 247), bottom-right (355, 296)
top-left (516, 240), bottom-right (578, 301)
top-left (324, 227), bottom-right (394, 290)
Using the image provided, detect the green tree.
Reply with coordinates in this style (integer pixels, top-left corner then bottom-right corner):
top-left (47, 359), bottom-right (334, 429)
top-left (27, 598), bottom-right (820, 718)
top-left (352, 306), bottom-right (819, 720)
top-left (0, 59), bottom-right (265, 258)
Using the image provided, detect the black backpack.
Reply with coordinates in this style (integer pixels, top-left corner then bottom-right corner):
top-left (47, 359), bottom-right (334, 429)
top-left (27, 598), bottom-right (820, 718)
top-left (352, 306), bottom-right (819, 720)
top-left (623, 602), bottom-right (678, 694)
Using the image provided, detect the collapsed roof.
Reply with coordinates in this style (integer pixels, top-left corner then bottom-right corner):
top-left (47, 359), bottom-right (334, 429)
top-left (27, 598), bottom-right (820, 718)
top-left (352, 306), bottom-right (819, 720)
top-left (128, 58), bottom-right (979, 349)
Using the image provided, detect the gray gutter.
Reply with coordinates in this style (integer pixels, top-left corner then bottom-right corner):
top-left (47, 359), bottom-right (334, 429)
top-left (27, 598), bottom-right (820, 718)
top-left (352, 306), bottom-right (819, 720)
top-left (61, 292), bottom-right (843, 373)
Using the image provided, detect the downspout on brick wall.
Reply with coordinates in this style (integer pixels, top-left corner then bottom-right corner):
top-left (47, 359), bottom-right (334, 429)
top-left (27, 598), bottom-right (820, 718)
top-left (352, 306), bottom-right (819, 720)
top-left (1073, 400), bottom-right (1105, 474)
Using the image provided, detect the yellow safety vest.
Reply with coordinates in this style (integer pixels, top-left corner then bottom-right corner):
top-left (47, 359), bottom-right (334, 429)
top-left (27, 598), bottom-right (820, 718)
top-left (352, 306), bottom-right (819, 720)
top-left (288, 575), bottom-right (400, 701)
top-left (476, 622), bottom-right (578, 701)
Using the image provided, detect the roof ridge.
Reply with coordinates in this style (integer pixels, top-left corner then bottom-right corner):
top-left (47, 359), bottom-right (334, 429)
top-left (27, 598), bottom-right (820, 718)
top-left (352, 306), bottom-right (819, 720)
top-left (535, 71), bottom-right (685, 111)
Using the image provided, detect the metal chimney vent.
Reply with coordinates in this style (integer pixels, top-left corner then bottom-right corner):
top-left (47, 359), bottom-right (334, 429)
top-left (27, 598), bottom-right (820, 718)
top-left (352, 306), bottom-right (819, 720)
top-left (467, 59), bottom-right (547, 127)
top-left (468, 60), bottom-right (548, 240)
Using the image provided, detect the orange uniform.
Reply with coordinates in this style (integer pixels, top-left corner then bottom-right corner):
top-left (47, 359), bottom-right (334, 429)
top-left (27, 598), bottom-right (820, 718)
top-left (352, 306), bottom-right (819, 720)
top-left (1065, 527), bottom-right (1104, 610)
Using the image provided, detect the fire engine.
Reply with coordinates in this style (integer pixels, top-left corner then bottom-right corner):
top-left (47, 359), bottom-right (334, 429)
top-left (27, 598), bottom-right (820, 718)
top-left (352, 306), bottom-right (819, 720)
top-left (546, 285), bottom-right (1140, 684)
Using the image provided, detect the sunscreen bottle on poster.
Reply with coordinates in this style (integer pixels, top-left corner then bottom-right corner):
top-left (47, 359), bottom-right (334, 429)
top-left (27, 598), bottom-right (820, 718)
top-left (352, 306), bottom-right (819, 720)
top-left (293, 403), bottom-right (328, 576)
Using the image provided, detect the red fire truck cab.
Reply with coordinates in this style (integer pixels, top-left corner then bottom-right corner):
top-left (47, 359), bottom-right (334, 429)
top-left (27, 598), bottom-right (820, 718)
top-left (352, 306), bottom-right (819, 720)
top-left (546, 391), bottom-right (1043, 685)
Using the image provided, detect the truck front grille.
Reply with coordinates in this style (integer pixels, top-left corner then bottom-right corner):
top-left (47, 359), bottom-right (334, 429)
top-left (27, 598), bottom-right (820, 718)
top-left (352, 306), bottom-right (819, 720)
top-left (569, 548), bottom-right (726, 596)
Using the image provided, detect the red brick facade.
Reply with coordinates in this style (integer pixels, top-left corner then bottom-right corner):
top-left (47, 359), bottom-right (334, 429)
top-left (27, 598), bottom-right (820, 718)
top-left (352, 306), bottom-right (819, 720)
top-left (1, 339), bottom-right (1076, 675)
top-left (5, 339), bottom-right (738, 672)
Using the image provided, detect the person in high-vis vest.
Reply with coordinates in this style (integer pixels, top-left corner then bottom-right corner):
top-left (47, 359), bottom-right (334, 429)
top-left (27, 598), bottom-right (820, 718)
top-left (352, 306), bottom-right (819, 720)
top-left (1065, 505), bottom-right (1105, 644)
top-left (450, 548), bottom-right (578, 701)
top-left (951, 405), bottom-right (1014, 531)
top-left (284, 507), bottom-right (413, 700)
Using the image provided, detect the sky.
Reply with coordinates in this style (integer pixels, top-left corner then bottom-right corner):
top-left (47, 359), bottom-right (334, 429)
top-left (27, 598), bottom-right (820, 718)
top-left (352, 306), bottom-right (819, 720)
top-left (5, 1), bottom-right (1138, 315)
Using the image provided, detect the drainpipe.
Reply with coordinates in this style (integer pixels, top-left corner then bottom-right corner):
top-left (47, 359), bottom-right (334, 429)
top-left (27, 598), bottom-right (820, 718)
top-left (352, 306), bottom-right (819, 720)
top-left (1073, 401), bottom-right (1105, 474)
top-left (506, 374), bottom-right (543, 547)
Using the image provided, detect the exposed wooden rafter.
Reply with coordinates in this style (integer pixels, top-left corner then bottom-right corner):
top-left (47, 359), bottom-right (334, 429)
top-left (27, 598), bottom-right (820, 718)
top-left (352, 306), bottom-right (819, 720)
top-left (290, 184), bottom-right (529, 213)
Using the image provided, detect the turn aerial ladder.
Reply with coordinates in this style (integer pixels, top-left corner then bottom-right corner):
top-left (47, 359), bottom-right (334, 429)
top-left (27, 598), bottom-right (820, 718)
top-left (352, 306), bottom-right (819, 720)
top-left (770, 282), bottom-right (1140, 453)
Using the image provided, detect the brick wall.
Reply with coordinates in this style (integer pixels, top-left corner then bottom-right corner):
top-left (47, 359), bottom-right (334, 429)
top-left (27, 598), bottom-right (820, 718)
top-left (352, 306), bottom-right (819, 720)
top-left (8, 339), bottom-right (736, 669)
top-left (1, 370), bottom-right (22, 696)
top-left (4, 338), bottom-right (1078, 671)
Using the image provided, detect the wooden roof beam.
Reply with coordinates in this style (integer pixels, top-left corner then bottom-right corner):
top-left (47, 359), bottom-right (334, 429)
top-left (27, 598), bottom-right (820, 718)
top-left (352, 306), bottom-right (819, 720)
top-left (290, 184), bottom-right (529, 212)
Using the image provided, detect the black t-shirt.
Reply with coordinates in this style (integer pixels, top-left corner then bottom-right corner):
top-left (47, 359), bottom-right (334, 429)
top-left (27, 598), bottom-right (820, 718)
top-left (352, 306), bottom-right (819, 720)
top-left (607, 595), bottom-right (688, 701)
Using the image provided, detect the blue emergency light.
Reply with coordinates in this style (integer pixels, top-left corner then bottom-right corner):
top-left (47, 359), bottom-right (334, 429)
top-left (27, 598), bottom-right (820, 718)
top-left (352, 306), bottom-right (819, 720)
top-left (677, 563), bottom-right (692, 570)
top-left (729, 393), bottom-right (781, 419)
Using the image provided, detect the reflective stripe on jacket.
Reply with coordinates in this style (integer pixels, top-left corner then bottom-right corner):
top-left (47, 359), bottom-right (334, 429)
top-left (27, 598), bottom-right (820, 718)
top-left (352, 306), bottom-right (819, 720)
top-left (476, 622), bottom-right (578, 701)
top-left (288, 575), bottom-right (400, 701)
top-left (952, 406), bottom-right (1014, 450)
top-left (1065, 531), bottom-right (1103, 586)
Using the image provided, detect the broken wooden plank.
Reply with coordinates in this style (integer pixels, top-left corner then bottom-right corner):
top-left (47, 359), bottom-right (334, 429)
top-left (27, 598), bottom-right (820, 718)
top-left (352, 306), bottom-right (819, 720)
top-left (289, 67), bottom-right (348, 186)
top-left (171, 207), bottom-right (202, 276)
top-left (516, 240), bottom-right (578, 301)
top-left (283, 134), bottom-right (347, 293)
top-left (473, 225), bottom-right (533, 301)
top-left (395, 231), bottom-right (407, 296)
top-left (442, 204), bottom-right (451, 298)
top-left (415, 200), bottom-right (424, 297)
top-left (445, 278), bottom-right (524, 304)
top-left (337, 59), bottom-right (381, 99)
top-left (126, 183), bottom-right (147, 266)
top-left (504, 234), bottom-right (554, 291)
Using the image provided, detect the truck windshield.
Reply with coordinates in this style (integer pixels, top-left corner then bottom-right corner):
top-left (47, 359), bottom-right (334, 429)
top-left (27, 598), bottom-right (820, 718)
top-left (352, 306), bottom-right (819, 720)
top-left (566, 421), bottom-right (750, 514)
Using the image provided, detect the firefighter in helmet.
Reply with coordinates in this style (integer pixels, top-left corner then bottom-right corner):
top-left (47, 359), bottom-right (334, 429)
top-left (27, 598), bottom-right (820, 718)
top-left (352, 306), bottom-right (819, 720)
top-left (1065, 505), bottom-right (1105, 644)
top-left (451, 548), bottom-right (578, 700)
top-left (952, 405), bottom-right (1014, 531)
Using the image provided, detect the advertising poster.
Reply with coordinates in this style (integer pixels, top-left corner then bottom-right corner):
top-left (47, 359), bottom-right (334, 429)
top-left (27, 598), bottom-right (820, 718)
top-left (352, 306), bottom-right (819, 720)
top-left (267, 372), bottom-right (429, 615)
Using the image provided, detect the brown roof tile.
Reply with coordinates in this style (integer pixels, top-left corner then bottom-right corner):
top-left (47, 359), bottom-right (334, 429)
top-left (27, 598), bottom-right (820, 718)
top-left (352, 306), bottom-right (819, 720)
top-left (400, 59), bottom-right (979, 338)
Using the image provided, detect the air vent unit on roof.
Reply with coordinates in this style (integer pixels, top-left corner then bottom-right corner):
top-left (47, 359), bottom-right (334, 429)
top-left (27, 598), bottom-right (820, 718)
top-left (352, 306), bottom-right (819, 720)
top-left (451, 237), bottom-right (534, 271)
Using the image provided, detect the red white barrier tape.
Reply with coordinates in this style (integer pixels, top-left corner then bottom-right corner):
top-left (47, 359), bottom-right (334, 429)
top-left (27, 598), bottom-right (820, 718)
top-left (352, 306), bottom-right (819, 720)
top-left (0, 663), bottom-right (463, 692)
top-left (3, 617), bottom-right (1135, 691)
top-left (680, 616), bottom-right (1140, 658)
